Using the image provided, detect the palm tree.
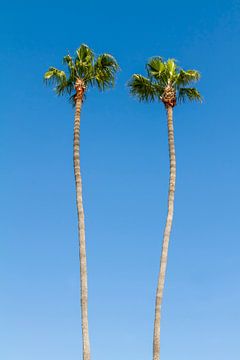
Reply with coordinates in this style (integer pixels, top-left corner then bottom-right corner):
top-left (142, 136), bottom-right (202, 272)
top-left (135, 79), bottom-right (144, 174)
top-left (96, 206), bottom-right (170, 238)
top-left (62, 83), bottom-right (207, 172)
top-left (128, 57), bottom-right (201, 360)
top-left (44, 44), bottom-right (119, 360)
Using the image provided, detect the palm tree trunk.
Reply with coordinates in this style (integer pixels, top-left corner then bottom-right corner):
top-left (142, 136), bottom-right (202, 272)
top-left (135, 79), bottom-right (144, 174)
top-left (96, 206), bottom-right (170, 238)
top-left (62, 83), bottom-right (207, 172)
top-left (153, 105), bottom-right (176, 360)
top-left (73, 96), bottom-right (91, 360)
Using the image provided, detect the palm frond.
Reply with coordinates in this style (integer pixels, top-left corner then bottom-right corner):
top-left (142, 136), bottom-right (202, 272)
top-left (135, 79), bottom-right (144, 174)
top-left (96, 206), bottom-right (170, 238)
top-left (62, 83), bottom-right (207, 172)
top-left (166, 59), bottom-right (177, 77)
top-left (44, 67), bottom-right (73, 96)
top-left (76, 44), bottom-right (94, 63)
top-left (55, 78), bottom-right (75, 96)
top-left (93, 53), bottom-right (119, 90)
top-left (63, 54), bottom-right (74, 67)
top-left (74, 44), bottom-right (95, 81)
top-left (178, 87), bottom-right (202, 103)
top-left (76, 44), bottom-right (94, 65)
top-left (147, 57), bottom-right (165, 81)
top-left (175, 69), bottom-right (200, 87)
top-left (69, 94), bottom-right (76, 107)
top-left (44, 67), bottom-right (67, 84)
top-left (63, 55), bottom-right (76, 78)
top-left (128, 74), bottom-right (159, 102)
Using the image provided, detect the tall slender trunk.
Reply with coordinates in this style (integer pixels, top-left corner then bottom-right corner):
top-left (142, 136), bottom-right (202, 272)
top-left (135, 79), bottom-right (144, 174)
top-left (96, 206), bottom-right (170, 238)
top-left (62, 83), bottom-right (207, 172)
top-left (73, 96), bottom-right (91, 360)
top-left (153, 105), bottom-right (176, 360)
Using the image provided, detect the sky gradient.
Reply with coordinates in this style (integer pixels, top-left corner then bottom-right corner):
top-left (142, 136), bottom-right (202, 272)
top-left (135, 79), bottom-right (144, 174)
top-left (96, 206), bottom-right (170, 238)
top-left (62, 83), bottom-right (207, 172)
top-left (1, 1), bottom-right (240, 359)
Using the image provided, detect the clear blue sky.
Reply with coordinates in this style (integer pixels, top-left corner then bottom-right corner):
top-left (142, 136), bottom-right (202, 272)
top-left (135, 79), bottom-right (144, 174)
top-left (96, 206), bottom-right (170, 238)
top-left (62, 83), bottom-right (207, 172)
top-left (1, 1), bottom-right (240, 359)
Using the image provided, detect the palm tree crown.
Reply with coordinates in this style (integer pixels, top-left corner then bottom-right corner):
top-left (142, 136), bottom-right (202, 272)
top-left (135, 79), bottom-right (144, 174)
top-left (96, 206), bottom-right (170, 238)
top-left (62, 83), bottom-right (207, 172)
top-left (128, 57), bottom-right (202, 107)
top-left (44, 44), bottom-right (119, 103)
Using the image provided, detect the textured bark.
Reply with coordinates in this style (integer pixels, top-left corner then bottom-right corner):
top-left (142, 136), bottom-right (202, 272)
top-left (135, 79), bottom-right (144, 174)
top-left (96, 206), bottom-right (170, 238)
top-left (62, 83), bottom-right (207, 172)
top-left (153, 105), bottom-right (176, 360)
top-left (162, 86), bottom-right (176, 107)
top-left (73, 89), bottom-right (91, 360)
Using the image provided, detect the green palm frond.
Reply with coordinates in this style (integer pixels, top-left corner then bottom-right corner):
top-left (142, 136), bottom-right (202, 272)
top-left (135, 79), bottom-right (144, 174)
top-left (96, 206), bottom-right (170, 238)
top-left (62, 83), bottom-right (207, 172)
top-left (44, 67), bottom-right (71, 96)
top-left (44, 67), bottom-right (67, 84)
top-left (147, 57), bottom-right (165, 81)
top-left (63, 54), bottom-right (74, 67)
top-left (63, 55), bottom-right (76, 77)
top-left (175, 69), bottom-right (200, 87)
top-left (44, 44), bottom-right (119, 104)
top-left (55, 79), bottom-right (75, 96)
top-left (178, 87), bottom-right (202, 103)
top-left (165, 58), bottom-right (177, 78)
top-left (128, 74), bottom-right (160, 102)
top-left (94, 54), bottom-right (119, 90)
top-left (74, 44), bottom-right (95, 81)
top-left (76, 44), bottom-right (94, 65)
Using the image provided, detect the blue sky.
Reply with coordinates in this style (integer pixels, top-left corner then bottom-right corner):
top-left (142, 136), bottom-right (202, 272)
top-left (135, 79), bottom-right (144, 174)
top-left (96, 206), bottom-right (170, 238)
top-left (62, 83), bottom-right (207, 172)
top-left (1, 1), bottom-right (240, 359)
